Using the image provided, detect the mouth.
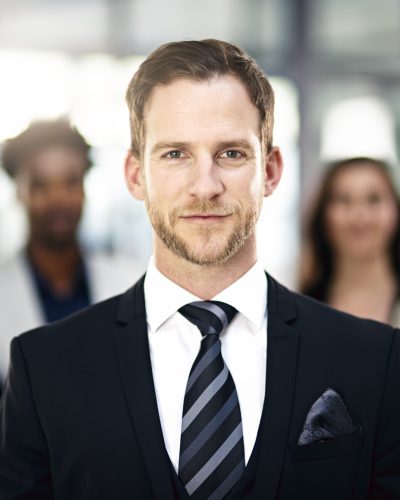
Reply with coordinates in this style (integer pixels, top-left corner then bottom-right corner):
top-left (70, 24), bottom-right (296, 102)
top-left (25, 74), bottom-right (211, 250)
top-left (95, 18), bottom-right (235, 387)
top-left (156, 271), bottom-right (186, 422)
top-left (180, 214), bottom-right (231, 223)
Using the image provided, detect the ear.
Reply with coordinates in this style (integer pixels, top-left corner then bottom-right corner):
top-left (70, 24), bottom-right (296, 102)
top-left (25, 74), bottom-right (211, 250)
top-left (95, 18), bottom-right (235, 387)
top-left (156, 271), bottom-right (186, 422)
top-left (16, 183), bottom-right (25, 203)
top-left (124, 151), bottom-right (146, 201)
top-left (15, 174), bottom-right (28, 204)
top-left (263, 146), bottom-right (284, 197)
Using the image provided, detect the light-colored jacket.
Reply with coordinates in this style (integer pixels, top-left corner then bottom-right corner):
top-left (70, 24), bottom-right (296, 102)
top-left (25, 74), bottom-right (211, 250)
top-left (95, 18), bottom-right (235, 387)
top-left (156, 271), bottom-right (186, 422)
top-left (0, 251), bottom-right (144, 380)
top-left (390, 300), bottom-right (400, 328)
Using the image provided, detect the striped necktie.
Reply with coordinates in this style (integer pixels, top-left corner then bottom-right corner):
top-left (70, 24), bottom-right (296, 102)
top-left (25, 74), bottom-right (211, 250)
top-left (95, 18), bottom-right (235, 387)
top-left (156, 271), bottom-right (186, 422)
top-left (178, 301), bottom-right (245, 500)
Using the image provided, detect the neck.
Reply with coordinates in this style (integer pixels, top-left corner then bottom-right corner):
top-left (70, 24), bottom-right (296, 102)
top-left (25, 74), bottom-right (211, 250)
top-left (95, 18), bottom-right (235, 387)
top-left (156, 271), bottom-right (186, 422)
top-left (153, 237), bottom-right (258, 299)
top-left (332, 253), bottom-right (395, 289)
top-left (328, 252), bottom-right (398, 322)
top-left (27, 239), bottom-right (82, 294)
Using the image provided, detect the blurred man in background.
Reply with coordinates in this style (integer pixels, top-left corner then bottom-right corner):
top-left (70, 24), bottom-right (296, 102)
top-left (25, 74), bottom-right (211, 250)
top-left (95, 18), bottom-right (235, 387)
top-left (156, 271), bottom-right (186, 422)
top-left (0, 119), bottom-right (143, 388)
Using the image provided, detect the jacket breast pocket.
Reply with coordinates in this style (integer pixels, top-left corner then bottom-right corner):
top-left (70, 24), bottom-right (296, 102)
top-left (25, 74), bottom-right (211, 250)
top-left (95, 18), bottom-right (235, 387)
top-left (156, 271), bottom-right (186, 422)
top-left (289, 431), bottom-right (365, 500)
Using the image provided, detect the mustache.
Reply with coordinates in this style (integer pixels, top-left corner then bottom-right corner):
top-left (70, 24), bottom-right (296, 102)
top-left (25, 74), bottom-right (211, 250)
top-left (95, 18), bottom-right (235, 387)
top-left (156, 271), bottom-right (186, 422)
top-left (170, 201), bottom-right (240, 226)
top-left (170, 201), bottom-right (240, 221)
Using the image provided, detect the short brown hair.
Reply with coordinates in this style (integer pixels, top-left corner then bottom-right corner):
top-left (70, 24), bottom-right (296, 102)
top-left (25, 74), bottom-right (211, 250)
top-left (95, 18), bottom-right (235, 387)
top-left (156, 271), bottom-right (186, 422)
top-left (126, 39), bottom-right (275, 158)
top-left (1, 118), bottom-right (92, 178)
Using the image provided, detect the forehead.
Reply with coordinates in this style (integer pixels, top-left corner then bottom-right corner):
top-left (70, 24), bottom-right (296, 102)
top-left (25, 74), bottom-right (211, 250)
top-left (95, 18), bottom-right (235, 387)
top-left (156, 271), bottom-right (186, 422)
top-left (331, 164), bottom-right (393, 193)
top-left (19, 146), bottom-right (86, 179)
top-left (143, 75), bottom-right (260, 146)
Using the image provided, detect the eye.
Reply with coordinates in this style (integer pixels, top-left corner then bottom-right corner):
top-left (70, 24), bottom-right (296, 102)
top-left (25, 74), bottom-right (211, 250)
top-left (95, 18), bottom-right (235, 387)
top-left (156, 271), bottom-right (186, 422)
top-left (164, 150), bottom-right (185, 159)
top-left (217, 149), bottom-right (248, 167)
top-left (328, 193), bottom-right (351, 206)
top-left (31, 178), bottom-right (47, 191)
top-left (367, 193), bottom-right (382, 205)
top-left (220, 150), bottom-right (244, 160)
top-left (66, 175), bottom-right (83, 188)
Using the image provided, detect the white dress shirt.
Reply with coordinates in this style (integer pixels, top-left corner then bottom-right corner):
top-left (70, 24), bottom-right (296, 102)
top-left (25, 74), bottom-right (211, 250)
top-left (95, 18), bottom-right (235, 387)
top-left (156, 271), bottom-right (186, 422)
top-left (144, 258), bottom-right (268, 472)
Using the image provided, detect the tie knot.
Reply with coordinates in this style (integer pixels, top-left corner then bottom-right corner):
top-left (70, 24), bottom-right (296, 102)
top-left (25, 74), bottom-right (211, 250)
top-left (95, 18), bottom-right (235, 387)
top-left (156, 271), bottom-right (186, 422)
top-left (178, 300), bottom-right (238, 337)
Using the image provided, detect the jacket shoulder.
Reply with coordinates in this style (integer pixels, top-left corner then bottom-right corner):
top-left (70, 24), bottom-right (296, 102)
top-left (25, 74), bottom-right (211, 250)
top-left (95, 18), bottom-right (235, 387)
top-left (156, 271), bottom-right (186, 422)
top-left (17, 293), bottom-right (122, 349)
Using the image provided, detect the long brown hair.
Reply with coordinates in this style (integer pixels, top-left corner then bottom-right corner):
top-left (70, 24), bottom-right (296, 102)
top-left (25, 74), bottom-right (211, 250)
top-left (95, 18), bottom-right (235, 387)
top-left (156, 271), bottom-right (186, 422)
top-left (300, 157), bottom-right (400, 300)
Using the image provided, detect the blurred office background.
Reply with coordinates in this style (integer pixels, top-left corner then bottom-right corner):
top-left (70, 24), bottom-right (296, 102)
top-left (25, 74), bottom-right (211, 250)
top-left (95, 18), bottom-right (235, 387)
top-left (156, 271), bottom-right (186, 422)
top-left (0, 0), bottom-right (399, 288)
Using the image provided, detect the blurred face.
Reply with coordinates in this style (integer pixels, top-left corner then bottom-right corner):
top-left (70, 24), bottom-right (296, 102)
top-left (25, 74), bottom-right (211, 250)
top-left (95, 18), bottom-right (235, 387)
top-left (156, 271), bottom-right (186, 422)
top-left (17, 146), bottom-right (86, 249)
top-left (325, 164), bottom-right (398, 260)
top-left (126, 75), bottom-right (282, 267)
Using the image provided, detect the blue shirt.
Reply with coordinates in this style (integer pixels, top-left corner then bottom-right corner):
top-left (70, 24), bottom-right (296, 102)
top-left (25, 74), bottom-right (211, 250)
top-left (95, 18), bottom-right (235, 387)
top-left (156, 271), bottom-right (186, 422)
top-left (28, 256), bottom-right (91, 323)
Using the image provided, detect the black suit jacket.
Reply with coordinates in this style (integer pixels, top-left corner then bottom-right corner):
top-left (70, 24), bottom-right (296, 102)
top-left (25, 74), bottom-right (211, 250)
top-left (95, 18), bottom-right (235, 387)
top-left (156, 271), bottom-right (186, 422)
top-left (0, 275), bottom-right (399, 499)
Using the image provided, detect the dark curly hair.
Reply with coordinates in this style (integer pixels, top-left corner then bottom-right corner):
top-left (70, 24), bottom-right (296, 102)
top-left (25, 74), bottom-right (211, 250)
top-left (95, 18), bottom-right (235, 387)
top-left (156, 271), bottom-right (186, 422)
top-left (1, 118), bottom-right (92, 178)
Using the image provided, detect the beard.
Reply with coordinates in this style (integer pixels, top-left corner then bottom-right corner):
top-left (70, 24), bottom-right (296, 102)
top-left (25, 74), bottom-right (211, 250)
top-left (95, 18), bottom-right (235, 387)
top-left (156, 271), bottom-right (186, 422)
top-left (145, 197), bottom-right (262, 267)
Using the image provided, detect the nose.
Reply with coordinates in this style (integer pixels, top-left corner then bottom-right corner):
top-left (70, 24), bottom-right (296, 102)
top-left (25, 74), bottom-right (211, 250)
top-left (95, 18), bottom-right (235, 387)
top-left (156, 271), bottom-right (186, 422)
top-left (188, 153), bottom-right (224, 200)
top-left (349, 199), bottom-right (372, 222)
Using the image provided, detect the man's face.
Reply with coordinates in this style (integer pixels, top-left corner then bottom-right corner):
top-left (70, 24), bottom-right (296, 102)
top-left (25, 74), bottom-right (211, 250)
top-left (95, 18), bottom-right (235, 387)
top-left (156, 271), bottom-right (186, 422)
top-left (127, 74), bottom-right (279, 267)
top-left (17, 146), bottom-right (86, 249)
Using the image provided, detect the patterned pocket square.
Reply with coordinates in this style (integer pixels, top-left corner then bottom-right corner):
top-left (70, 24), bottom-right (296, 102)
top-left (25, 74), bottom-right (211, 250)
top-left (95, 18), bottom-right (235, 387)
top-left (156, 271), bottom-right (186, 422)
top-left (298, 388), bottom-right (360, 446)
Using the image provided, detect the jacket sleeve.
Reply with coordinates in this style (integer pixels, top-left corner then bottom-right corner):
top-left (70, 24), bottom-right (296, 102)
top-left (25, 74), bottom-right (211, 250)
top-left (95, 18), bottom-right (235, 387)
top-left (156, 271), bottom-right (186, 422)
top-left (370, 329), bottom-right (400, 499)
top-left (0, 337), bottom-right (54, 499)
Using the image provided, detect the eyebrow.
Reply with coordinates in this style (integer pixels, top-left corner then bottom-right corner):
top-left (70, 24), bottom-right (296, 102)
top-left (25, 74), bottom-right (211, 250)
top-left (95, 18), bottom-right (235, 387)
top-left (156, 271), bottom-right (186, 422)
top-left (151, 142), bottom-right (190, 155)
top-left (150, 140), bottom-right (257, 155)
top-left (217, 141), bottom-right (256, 155)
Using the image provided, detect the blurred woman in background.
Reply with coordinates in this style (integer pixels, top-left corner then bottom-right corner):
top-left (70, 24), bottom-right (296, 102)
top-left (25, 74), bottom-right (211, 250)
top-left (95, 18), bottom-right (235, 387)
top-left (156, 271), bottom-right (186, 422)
top-left (300, 157), bottom-right (400, 325)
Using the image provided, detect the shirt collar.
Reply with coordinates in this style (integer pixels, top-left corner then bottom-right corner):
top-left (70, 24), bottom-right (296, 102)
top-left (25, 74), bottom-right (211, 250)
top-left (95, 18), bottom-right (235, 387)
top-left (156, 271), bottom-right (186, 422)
top-left (144, 256), bottom-right (267, 332)
top-left (213, 261), bottom-right (267, 330)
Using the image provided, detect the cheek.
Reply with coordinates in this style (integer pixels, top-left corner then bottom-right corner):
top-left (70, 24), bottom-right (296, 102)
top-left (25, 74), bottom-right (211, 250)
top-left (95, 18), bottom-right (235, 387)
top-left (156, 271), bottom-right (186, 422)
top-left (325, 206), bottom-right (348, 235)
top-left (27, 195), bottom-right (48, 214)
top-left (65, 189), bottom-right (83, 206)
top-left (145, 168), bottom-right (175, 200)
top-left (143, 175), bottom-right (174, 218)
top-left (73, 190), bottom-right (85, 206)
top-left (238, 169), bottom-right (264, 204)
top-left (144, 182), bottom-right (169, 207)
top-left (378, 204), bottom-right (399, 238)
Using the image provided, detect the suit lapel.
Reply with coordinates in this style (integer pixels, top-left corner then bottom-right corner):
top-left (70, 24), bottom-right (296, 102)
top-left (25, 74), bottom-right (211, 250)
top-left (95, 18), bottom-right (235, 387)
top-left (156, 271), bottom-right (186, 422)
top-left (114, 276), bottom-right (176, 500)
top-left (253, 275), bottom-right (299, 499)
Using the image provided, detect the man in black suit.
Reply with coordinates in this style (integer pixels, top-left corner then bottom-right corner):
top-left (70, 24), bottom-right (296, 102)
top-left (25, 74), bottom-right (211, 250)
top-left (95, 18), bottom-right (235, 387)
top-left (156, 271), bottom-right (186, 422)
top-left (0, 39), bottom-right (399, 500)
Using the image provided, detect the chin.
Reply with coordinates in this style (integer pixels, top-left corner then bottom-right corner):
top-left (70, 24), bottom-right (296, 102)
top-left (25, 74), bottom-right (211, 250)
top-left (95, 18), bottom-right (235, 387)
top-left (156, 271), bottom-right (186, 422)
top-left (345, 246), bottom-right (380, 260)
top-left (180, 249), bottom-right (232, 267)
top-left (42, 233), bottom-right (78, 250)
top-left (153, 212), bottom-right (255, 266)
top-left (174, 233), bottom-right (250, 267)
